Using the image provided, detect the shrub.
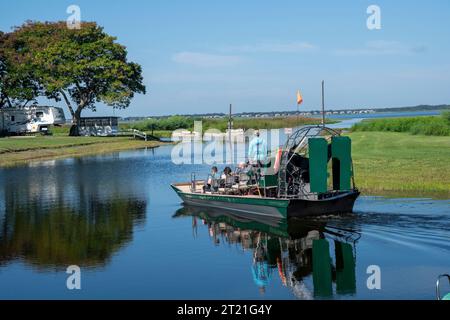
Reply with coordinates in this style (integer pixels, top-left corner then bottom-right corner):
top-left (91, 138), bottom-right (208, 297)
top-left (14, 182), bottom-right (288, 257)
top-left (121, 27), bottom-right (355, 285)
top-left (351, 116), bottom-right (450, 136)
top-left (442, 111), bottom-right (450, 124)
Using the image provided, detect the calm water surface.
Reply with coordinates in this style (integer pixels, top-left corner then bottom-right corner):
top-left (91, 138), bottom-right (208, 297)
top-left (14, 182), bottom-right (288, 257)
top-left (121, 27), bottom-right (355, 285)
top-left (0, 145), bottom-right (449, 299)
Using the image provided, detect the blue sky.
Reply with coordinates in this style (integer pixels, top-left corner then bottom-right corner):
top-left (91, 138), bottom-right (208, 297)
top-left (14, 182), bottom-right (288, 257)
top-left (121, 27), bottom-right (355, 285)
top-left (1, 0), bottom-right (450, 116)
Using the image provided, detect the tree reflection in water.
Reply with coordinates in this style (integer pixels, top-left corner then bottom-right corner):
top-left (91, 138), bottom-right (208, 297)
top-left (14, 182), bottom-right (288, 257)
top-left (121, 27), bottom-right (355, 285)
top-left (174, 206), bottom-right (361, 299)
top-left (0, 158), bottom-right (147, 270)
top-left (0, 198), bottom-right (146, 269)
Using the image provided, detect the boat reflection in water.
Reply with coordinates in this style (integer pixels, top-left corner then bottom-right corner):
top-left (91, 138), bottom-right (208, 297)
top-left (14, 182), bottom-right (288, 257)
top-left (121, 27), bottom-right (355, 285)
top-left (0, 157), bottom-right (147, 270)
top-left (174, 205), bottom-right (361, 299)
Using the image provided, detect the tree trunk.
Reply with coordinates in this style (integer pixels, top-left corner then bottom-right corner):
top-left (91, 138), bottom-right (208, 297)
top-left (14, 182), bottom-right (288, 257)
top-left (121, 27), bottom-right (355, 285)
top-left (60, 90), bottom-right (81, 136)
top-left (69, 107), bottom-right (83, 136)
top-left (59, 90), bottom-right (75, 120)
top-left (69, 124), bottom-right (79, 136)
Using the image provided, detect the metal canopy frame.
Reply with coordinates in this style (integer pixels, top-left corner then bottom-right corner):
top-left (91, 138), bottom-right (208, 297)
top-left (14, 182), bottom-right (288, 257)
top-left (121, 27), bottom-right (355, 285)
top-left (277, 125), bottom-right (341, 199)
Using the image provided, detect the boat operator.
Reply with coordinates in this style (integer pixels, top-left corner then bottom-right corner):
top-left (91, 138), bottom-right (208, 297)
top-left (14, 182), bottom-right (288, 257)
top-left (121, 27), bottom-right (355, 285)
top-left (248, 130), bottom-right (268, 166)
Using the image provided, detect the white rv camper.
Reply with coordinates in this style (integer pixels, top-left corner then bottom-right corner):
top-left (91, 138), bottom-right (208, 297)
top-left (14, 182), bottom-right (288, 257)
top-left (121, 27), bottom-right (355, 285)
top-left (0, 106), bottom-right (66, 135)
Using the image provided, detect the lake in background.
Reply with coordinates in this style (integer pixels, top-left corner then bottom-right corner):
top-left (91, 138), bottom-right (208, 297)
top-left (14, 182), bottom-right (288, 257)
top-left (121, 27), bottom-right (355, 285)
top-left (0, 144), bottom-right (449, 300)
top-left (320, 110), bottom-right (444, 129)
top-left (322, 110), bottom-right (442, 119)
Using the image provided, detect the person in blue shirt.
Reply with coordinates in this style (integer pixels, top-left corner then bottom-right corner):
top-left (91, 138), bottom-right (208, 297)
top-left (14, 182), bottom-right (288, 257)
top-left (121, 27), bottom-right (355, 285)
top-left (251, 235), bottom-right (272, 295)
top-left (248, 130), bottom-right (268, 165)
top-left (252, 260), bottom-right (271, 295)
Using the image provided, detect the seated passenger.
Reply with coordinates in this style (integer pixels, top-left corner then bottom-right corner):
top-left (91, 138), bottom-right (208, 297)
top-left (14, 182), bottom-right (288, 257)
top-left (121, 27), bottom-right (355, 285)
top-left (235, 162), bottom-right (247, 174)
top-left (221, 166), bottom-right (234, 188)
top-left (234, 162), bottom-right (249, 184)
top-left (234, 162), bottom-right (250, 186)
top-left (221, 166), bottom-right (232, 179)
top-left (203, 166), bottom-right (218, 192)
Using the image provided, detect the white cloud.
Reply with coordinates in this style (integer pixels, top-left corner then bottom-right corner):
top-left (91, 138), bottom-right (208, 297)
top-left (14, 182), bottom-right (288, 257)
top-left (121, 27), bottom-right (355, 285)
top-left (221, 41), bottom-right (318, 53)
top-left (151, 71), bottom-right (287, 85)
top-left (172, 52), bottom-right (242, 67)
top-left (171, 41), bottom-right (317, 68)
top-left (334, 40), bottom-right (427, 56)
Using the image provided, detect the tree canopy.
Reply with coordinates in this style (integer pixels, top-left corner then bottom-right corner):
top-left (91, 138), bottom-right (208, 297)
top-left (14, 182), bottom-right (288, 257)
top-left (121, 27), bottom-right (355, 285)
top-left (0, 32), bottom-right (5, 108)
top-left (0, 21), bottom-right (146, 135)
top-left (0, 29), bottom-right (43, 109)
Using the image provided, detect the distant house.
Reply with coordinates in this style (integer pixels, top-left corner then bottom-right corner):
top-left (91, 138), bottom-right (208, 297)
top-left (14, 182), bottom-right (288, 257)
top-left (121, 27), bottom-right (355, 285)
top-left (77, 117), bottom-right (119, 136)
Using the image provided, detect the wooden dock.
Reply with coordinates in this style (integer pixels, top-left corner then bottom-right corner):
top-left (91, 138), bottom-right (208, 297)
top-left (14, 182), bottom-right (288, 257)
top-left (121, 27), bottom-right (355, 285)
top-left (118, 129), bottom-right (162, 142)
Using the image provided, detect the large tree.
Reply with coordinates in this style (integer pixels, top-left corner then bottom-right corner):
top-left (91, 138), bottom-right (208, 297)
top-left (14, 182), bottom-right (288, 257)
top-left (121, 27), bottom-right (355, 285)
top-left (1, 21), bottom-right (146, 135)
top-left (0, 30), bottom-right (6, 108)
top-left (0, 30), bottom-right (42, 109)
top-left (0, 32), bottom-right (5, 108)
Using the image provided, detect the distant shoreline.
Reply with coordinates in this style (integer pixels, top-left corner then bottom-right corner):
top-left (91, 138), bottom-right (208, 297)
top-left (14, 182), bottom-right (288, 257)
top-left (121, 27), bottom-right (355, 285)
top-left (118, 105), bottom-right (450, 122)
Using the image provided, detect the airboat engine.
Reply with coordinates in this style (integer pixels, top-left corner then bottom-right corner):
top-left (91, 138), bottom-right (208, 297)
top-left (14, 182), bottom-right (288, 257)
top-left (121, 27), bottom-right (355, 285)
top-left (277, 126), bottom-right (356, 200)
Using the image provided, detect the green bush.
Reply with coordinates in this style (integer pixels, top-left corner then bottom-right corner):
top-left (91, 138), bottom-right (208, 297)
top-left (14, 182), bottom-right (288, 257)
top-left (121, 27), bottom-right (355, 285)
top-left (442, 111), bottom-right (450, 124)
top-left (127, 116), bottom-right (196, 131)
top-left (351, 116), bottom-right (450, 136)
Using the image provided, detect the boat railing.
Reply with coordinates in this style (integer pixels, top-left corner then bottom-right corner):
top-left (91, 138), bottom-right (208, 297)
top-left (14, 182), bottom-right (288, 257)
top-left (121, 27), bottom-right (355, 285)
top-left (190, 172), bottom-right (197, 192)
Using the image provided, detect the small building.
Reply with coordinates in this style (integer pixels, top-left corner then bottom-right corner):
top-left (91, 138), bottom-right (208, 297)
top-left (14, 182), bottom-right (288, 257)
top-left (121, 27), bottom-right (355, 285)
top-left (77, 117), bottom-right (119, 136)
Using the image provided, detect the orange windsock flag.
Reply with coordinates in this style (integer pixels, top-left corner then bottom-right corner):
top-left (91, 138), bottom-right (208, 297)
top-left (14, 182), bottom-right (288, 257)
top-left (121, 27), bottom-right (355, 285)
top-left (297, 90), bottom-right (303, 105)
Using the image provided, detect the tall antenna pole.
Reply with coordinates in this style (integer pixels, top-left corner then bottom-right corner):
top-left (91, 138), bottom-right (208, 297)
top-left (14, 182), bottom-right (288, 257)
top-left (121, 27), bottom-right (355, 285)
top-left (228, 104), bottom-right (233, 163)
top-left (321, 80), bottom-right (325, 127)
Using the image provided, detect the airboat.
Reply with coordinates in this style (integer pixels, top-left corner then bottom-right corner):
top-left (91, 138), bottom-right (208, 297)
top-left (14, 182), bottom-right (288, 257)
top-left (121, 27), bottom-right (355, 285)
top-left (171, 125), bottom-right (360, 218)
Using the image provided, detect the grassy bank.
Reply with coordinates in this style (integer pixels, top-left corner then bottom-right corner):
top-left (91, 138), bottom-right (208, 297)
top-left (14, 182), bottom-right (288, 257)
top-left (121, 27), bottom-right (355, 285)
top-left (351, 112), bottom-right (450, 136)
top-left (0, 136), bottom-right (165, 167)
top-left (348, 131), bottom-right (450, 196)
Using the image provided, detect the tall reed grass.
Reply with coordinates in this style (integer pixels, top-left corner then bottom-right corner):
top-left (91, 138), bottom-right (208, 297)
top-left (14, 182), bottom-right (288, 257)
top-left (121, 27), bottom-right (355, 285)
top-left (351, 113), bottom-right (450, 136)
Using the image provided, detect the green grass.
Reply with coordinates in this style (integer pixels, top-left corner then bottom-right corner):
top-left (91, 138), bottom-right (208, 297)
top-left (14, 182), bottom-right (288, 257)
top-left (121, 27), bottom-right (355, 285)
top-left (47, 125), bottom-right (72, 136)
top-left (348, 131), bottom-right (450, 196)
top-left (351, 113), bottom-right (450, 136)
top-left (0, 135), bottom-right (119, 153)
